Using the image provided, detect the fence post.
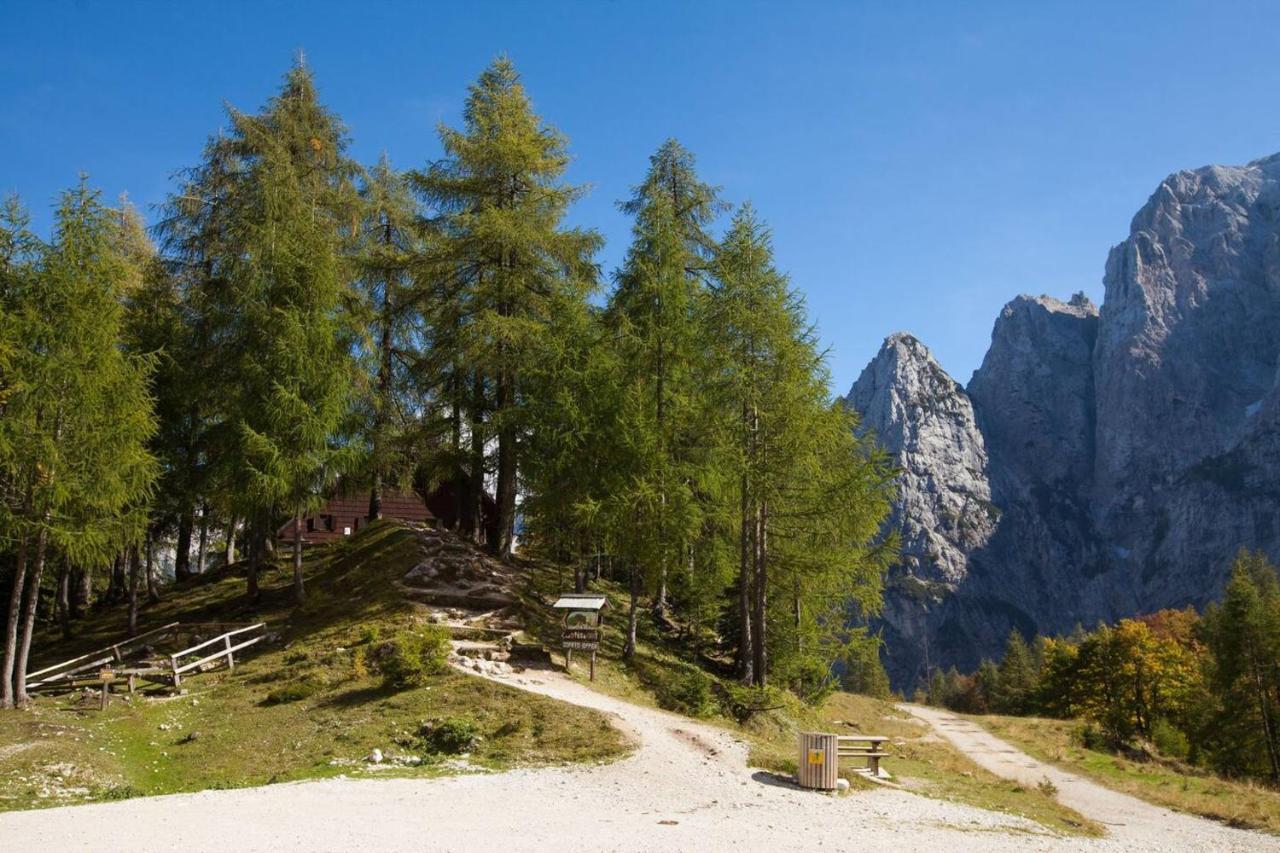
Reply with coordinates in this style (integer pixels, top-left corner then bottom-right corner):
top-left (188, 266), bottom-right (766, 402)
top-left (225, 635), bottom-right (235, 671)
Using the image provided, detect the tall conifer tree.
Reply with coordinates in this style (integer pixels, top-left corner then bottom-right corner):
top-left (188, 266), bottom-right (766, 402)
top-left (603, 140), bottom-right (722, 655)
top-left (189, 63), bottom-right (358, 602)
top-left (0, 183), bottom-right (156, 707)
top-left (413, 56), bottom-right (600, 558)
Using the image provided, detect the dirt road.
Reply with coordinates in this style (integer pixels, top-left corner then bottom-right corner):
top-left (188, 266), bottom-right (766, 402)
top-left (0, 669), bottom-right (1272, 852)
top-left (902, 703), bottom-right (1276, 851)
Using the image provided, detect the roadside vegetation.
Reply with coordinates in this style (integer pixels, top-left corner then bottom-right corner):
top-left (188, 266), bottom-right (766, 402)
top-left (0, 523), bottom-right (627, 813)
top-left (925, 549), bottom-right (1280, 833)
top-left (972, 713), bottom-right (1280, 835)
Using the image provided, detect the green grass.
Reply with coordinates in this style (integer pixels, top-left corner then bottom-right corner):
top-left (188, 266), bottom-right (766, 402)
top-left (970, 714), bottom-right (1280, 835)
top-left (515, 564), bottom-right (1100, 837)
top-left (0, 522), bottom-right (628, 813)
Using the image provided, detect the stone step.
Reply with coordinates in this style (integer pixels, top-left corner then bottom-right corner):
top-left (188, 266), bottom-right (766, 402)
top-left (400, 586), bottom-right (516, 610)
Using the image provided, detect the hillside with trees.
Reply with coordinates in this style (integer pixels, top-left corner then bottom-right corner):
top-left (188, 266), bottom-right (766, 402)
top-left (0, 56), bottom-right (894, 710)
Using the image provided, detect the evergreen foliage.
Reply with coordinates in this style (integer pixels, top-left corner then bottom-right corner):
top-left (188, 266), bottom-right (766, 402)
top-left (412, 56), bottom-right (601, 558)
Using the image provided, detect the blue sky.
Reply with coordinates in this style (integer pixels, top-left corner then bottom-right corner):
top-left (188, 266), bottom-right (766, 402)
top-left (2, 1), bottom-right (1278, 388)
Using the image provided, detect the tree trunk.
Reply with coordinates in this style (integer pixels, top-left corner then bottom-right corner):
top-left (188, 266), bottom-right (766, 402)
top-left (450, 383), bottom-right (463, 532)
top-left (369, 282), bottom-right (394, 522)
top-left (737, 471), bottom-right (754, 685)
top-left (106, 551), bottom-right (126, 603)
top-left (624, 560), bottom-right (640, 660)
top-left (195, 504), bottom-right (209, 575)
top-left (14, 526), bottom-right (49, 706)
top-left (292, 509), bottom-right (305, 604)
top-left (128, 546), bottom-right (140, 636)
top-left (75, 565), bottom-right (91, 617)
top-left (174, 510), bottom-right (194, 580)
top-left (1, 533), bottom-right (30, 709)
top-left (56, 564), bottom-right (71, 640)
top-left (224, 517), bottom-right (238, 566)
top-left (246, 516), bottom-right (262, 602)
top-left (145, 536), bottom-right (160, 604)
top-left (752, 502), bottom-right (768, 687)
top-left (494, 368), bottom-right (516, 559)
top-left (467, 371), bottom-right (486, 546)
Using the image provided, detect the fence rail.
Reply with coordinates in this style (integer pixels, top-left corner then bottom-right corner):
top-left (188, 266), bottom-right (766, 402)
top-left (170, 623), bottom-right (266, 686)
top-left (26, 622), bottom-right (181, 690)
top-left (26, 621), bottom-right (268, 694)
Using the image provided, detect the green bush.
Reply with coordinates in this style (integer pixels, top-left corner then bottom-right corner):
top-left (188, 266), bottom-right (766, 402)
top-left (654, 668), bottom-right (714, 717)
top-left (715, 680), bottom-right (785, 723)
top-left (415, 716), bottom-right (481, 754)
top-left (380, 626), bottom-right (451, 689)
top-left (1151, 718), bottom-right (1191, 761)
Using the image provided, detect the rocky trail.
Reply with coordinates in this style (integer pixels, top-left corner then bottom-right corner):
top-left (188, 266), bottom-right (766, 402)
top-left (2, 662), bottom-right (1275, 851)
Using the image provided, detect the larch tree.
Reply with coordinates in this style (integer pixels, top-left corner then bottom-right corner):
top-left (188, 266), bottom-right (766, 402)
top-left (352, 156), bottom-right (429, 521)
top-left (195, 63), bottom-right (358, 602)
top-left (1202, 550), bottom-right (1280, 781)
top-left (413, 56), bottom-right (600, 558)
top-left (0, 183), bottom-right (156, 708)
top-left (604, 140), bottom-right (722, 657)
top-left (707, 205), bottom-right (893, 687)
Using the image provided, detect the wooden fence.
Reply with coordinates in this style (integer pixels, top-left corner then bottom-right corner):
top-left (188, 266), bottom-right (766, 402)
top-left (25, 622), bottom-right (181, 691)
top-left (27, 622), bottom-right (267, 695)
top-left (169, 623), bottom-right (265, 687)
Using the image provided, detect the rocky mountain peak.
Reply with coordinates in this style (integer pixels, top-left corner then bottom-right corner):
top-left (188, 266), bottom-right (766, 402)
top-left (844, 333), bottom-right (993, 590)
top-left (845, 151), bottom-right (1280, 689)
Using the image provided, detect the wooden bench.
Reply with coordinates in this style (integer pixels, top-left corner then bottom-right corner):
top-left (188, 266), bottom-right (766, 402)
top-left (837, 734), bottom-right (891, 778)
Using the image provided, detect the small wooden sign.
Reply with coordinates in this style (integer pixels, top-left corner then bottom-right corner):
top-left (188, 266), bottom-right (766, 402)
top-left (563, 627), bottom-right (601, 641)
top-left (98, 668), bottom-right (116, 683)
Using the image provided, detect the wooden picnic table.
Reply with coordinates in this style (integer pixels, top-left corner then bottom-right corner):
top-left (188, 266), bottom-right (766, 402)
top-left (836, 734), bottom-right (891, 777)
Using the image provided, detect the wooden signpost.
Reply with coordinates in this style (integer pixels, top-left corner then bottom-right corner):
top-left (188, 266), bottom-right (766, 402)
top-left (98, 667), bottom-right (116, 710)
top-left (552, 593), bottom-right (608, 681)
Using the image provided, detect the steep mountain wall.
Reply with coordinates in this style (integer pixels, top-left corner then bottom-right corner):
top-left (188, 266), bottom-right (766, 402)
top-left (844, 153), bottom-right (1280, 688)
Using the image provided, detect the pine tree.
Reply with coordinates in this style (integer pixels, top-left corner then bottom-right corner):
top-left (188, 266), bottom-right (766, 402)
top-left (706, 205), bottom-right (893, 687)
top-left (413, 56), bottom-right (599, 558)
top-left (0, 182), bottom-right (156, 707)
top-left (994, 629), bottom-right (1037, 714)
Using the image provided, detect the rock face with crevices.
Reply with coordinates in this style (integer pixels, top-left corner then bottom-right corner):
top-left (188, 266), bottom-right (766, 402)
top-left (843, 152), bottom-right (1280, 688)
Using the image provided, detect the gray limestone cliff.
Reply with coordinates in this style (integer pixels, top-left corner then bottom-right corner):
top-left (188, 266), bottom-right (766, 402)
top-left (844, 153), bottom-right (1280, 688)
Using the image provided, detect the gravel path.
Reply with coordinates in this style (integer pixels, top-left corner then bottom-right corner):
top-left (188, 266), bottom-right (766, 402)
top-left (0, 668), bottom-right (1274, 852)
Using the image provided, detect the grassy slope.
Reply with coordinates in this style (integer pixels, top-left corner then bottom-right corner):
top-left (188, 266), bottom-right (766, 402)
top-left (971, 713), bottom-right (1280, 835)
top-left (0, 521), bottom-right (627, 813)
top-left (516, 565), bottom-right (1100, 837)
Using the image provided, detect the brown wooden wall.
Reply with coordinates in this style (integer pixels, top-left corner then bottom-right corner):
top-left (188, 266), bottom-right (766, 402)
top-left (276, 488), bottom-right (434, 544)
